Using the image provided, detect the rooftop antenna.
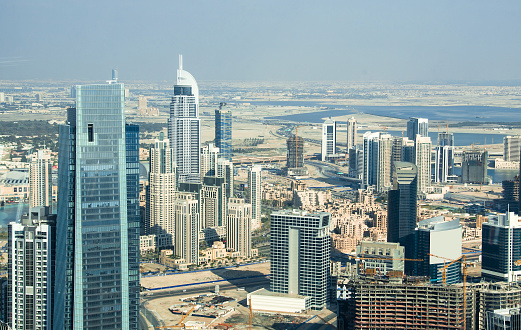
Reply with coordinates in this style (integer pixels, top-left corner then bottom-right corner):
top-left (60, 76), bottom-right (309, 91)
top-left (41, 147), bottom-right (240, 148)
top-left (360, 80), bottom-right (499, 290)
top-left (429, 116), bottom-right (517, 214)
top-left (446, 121), bottom-right (449, 133)
top-left (179, 54), bottom-right (183, 70)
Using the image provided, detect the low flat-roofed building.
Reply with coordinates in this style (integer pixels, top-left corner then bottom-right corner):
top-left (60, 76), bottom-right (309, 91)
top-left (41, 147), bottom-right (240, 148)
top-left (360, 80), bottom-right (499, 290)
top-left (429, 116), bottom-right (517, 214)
top-left (247, 288), bottom-right (311, 314)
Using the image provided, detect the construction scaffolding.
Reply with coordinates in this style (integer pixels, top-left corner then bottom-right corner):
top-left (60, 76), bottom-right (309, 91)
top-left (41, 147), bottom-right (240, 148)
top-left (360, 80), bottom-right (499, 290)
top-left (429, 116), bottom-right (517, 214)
top-left (337, 276), bottom-right (474, 329)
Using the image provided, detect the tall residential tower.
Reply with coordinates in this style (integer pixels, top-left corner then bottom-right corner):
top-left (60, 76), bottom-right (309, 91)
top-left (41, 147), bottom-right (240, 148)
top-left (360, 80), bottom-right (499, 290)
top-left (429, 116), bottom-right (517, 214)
top-left (168, 55), bottom-right (201, 183)
top-left (29, 149), bottom-right (53, 210)
top-left (270, 210), bottom-right (331, 309)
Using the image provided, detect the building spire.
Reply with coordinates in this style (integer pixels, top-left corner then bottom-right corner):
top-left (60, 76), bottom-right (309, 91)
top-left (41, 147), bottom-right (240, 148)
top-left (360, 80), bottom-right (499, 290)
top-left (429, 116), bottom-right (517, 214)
top-left (179, 54), bottom-right (183, 70)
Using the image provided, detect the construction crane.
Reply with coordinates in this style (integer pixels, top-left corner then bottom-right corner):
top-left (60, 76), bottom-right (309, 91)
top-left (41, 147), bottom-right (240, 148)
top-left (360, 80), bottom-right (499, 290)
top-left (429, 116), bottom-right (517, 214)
top-left (428, 253), bottom-right (470, 329)
top-left (292, 125), bottom-right (307, 167)
top-left (156, 305), bottom-right (196, 329)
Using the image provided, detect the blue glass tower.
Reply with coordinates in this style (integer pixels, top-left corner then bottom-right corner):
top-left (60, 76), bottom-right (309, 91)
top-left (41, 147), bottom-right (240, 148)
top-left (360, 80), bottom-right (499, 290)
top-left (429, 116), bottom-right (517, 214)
top-left (54, 78), bottom-right (139, 329)
top-left (215, 102), bottom-right (232, 161)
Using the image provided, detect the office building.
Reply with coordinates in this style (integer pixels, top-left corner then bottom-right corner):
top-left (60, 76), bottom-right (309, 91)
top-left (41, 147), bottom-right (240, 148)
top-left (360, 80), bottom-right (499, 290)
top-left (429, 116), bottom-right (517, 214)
top-left (462, 150), bottom-right (488, 184)
top-left (482, 212), bottom-right (521, 282)
top-left (200, 143), bottom-right (219, 178)
top-left (168, 55), bottom-right (201, 183)
top-left (387, 162), bottom-right (417, 273)
top-left (146, 136), bottom-right (176, 246)
top-left (174, 192), bottom-right (200, 265)
top-left (414, 135), bottom-right (432, 193)
top-left (321, 118), bottom-right (336, 162)
top-left (504, 136), bottom-right (521, 163)
top-left (248, 165), bottom-right (262, 231)
top-left (270, 210), bottom-right (331, 309)
top-left (414, 216), bottom-right (462, 284)
top-left (355, 241), bottom-right (405, 275)
top-left (200, 176), bottom-right (227, 229)
top-left (8, 207), bottom-right (56, 329)
top-left (362, 132), bottom-right (392, 192)
top-left (55, 77), bottom-right (140, 329)
top-left (348, 145), bottom-right (363, 179)
top-left (501, 177), bottom-right (519, 213)
top-left (0, 92), bottom-right (4, 103)
top-left (434, 145), bottom-right (455, 183)
top-left (406, 117), bottom-right (428, 142)
top-left (347, 117), bottom-right (357, 150)
top-left (138, 95), bottom-right (147, 115)
top-left (226, 198), bottom-right (252, 257)
top-left (215, 102), bottom-right (232, 161)
top-left (29, 149), bottom-right (53, 210)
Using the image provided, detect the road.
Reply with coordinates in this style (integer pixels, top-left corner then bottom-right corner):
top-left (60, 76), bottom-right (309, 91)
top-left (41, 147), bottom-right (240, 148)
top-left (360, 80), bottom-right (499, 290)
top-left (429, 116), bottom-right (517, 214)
top-left (140, 277), bottom-right (270, 329)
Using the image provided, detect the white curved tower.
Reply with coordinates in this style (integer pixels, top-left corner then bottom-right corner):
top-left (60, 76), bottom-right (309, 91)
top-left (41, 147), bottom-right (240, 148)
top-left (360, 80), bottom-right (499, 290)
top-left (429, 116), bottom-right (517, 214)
top-left (168, 55), bottom-right (201, 183)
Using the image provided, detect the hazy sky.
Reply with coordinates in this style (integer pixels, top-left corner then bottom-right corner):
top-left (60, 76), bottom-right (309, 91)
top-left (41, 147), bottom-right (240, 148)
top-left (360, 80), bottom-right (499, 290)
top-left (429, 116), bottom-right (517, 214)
top-left (1, 0), bottom-right (521, 82)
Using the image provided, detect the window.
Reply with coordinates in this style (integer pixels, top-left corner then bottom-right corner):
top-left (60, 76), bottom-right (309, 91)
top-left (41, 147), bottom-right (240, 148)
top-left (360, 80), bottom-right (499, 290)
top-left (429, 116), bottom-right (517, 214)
top-left (88, 124), bottom-right (94, 142)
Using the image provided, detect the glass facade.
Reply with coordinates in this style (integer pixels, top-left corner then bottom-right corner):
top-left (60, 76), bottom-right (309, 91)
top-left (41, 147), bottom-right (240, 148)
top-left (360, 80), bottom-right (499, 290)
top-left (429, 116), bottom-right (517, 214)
top-left (215, 109), bottom-right (232, 161)
top-left (55, 83), bottom-right (139, 329)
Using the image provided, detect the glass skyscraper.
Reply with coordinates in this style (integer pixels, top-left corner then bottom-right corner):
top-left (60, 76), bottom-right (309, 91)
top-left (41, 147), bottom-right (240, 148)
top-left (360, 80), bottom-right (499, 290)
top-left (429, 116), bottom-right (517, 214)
top-left (215, 103), bottom-right (232, 161)
top-left (387, 161), bottom-right (417, 275)
top-left (54, 79), bottom-right (139, 329)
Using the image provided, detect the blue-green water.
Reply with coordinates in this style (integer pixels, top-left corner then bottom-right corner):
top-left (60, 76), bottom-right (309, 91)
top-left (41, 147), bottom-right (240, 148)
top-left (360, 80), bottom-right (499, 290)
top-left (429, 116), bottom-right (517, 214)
top-left (264, 104), bottom-right (521, 123)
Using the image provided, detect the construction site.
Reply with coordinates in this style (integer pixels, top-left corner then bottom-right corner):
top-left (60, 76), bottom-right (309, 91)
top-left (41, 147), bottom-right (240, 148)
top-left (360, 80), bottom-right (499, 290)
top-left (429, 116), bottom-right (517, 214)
top-left (337, 275), bottom-right (521, 330)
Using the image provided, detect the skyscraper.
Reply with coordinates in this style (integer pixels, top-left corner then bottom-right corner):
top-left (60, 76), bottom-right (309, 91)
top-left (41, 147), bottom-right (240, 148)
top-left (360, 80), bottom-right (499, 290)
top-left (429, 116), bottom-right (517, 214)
top-left (174, 192), bottom-right (200, 265)
top-left (200, 143), bottom-right (220, 179)
top-left (286, 135), bottom-right (305, 169)
top-left (200, 176), bottom-right (227, 229)
top-left (437, 132), bottom-right (454, 147)
top-left (362, 132), bottom-right (392, 192)
top-left (414, 216), bottom-right (462, 284)
top-left (8, 207), bottom-right (56, 329)
top-left (270, 210), bottom-right (331, 310)
top-left (147, 137), bottom-right (176, 246)
top-left (504, 135), bottom-right (521, 162)
top-left (29, 148), bottom-right (53, 210)
top-left (248, 165), bottom-right (262, 231)
top-left (434, 145), bottom-right (454, 183)
top-left (226, 198), bottom-right (252, 257)
top-left (462, 150), bottom-right (488, 184)
top-left (482, 212), bottom-right (521, 282)
top-left (168, 55), bottom-right (201, 183)
top-left (407, 117), bottom-right (428, 142)
top-left (55, 78), bottom-right (140, 329)
top-left (414, 135), bottom-right (432, 193)
top-left (217, 158), bottom-right (234, 198)
top-left (321, 118), bottom-right (336, 162)
top-left (434, 132), bottom-right (455, 183)
top-left (347, 117), bottom-right (357, 150)
top-left (215, 102), bottom-right (232, 161)
top-left (387, 162), bottom-right (417, 274)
